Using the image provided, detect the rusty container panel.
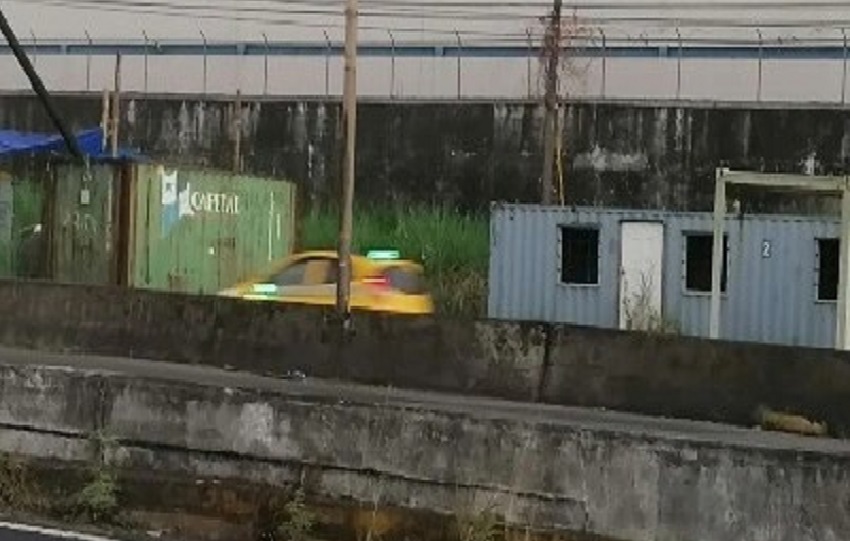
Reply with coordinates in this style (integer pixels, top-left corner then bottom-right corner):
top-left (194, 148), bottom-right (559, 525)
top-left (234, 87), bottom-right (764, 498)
top-left (131, 165), bottom-right (297, 295)
top-left (50, 164), bottom-right (116, 285)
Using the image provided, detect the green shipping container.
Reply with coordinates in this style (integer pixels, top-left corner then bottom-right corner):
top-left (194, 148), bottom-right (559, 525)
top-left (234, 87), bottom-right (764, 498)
top-left (50, 163), bottom-right (298, 295)
top-left (131, 165), bottom-right (297, 294)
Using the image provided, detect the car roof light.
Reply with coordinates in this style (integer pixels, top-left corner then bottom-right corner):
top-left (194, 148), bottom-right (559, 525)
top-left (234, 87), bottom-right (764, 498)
top-left (366, 249), bottom-right (401, 261)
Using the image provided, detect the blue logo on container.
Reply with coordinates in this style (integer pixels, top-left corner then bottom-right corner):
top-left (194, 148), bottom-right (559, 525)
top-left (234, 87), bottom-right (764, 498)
top-left (160, 170), bottom-right (195, 238)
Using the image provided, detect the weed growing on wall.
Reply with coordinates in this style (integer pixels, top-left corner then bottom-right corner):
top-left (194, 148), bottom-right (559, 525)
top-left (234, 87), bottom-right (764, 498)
top-left (0, 453), bottom-right (41, 512)
top-left (275, 487), bottom-right (316, 541)
top-left (454, 505), bottom-right (500, 541)
top-left (76, 469), bottom-right (118, 523)
top-left (75, 431), bottom-right (119, 524)
top-left (302, 205), bottom-right (489, 317)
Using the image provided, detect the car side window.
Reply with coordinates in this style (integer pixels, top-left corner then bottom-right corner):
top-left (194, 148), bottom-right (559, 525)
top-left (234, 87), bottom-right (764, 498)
top-left (301, 257), bottom-right (340, 285)
top-left (270, 261), bottom-right (308, 286)
top-left (323, 260), bottom-right (339, 284)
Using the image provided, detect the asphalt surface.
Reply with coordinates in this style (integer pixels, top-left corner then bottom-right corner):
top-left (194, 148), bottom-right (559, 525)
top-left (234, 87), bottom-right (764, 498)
top-left (2, 346), bottom-right (850, 457)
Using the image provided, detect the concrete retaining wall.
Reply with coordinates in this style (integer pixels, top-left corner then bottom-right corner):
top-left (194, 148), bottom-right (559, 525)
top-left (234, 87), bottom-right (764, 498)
top-left (2, 280), bottom-right (850, 437)
top-left (3, 93), bottom-right (850, 211)
top-left (0, 362), bottom-right (849, 541)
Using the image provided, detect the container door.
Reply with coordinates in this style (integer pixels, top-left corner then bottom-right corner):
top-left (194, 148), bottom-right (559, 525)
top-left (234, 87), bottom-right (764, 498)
top-left (51, 165), bottom-right (116, 285)
top-left (619, 221), bottom-right (664, 331)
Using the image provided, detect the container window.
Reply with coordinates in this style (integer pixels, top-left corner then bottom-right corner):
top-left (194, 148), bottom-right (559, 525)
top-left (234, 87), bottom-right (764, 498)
top-left (685, 233), bottom-right (728, 293)
top-left (817, 238), bottom-right (839, 302)
top-left (560, 227), bottom-right (599, 285)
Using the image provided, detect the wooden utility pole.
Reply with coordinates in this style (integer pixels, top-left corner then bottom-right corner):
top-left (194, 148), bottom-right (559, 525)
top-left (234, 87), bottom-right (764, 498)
top-left (110, 53), bottom-right (122, 158)
top-left (541, 0), bottom-right (562, 205)
top-left (336, 0), bottom-right (359, 328)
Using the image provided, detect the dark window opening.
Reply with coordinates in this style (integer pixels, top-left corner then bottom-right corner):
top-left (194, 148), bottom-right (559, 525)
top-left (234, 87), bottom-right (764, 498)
top-left (818, 238), bottom-right (839, 301)
top-left (685, 234), bottom-right (728, 293)
top-left (560, 227), bottom-right (599, 285)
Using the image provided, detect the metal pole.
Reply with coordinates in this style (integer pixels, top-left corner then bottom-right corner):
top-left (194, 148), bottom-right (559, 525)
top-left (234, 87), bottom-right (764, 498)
top-left (756, 29), bottom-right (763, 102)
top-left (101, 88), bottom-right (110, 152)
top-left (111, 53), bottom-right (121, 158)
top-left (85, 30), bottom-right (92, 92)
top-left (842, 28), bottom-right (848, 105)
top-left (30, 29), bottom-right (36, 69)
top-left (676, 28), bottom-right (682, 100)
top-left (263, 32), bottom-right (270, 96)
top-left (455, 30), bottom-right (462, 99)
top-left (388, 30), bottom-right (395, 99)
top-left (837, 177), bottom-right (850, 349)
top-left (336, 0), bottom-right (359, 329)
top-left (323, 30), bottom-right (331, 97)
top-left (600, 29), bottom-right (607, 98)
top-left (541, 0), bottom-right (563, 205)
top-left (200, 28), bottom-right (208, 95)
top-left (0, 7), bottom-right (81, 158)
top-left (709, 167), bottom-right (726, 340)
top-left (142, 30), bottom-right (149, 95)
top-left (526, 28), bottom-right (533, 99)
top-left (233, 89), bottom-right (242, 174)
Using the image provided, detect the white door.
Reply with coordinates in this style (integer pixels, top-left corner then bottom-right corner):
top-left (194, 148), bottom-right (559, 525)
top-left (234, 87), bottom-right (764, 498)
top-left (619, 222), bottom-right (665, 331)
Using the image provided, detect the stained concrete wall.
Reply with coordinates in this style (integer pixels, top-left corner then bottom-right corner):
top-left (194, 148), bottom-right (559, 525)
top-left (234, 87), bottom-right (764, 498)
top-left (1, 362), bottom-right (849, 541)
top-left (4, 93), bottom-right (850, 211)
top-left (3, 280), bottom-right (850, 437)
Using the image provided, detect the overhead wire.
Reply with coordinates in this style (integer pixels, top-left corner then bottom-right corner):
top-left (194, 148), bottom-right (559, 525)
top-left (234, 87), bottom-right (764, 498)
top-left (12, 0), bottom-right (850, 43)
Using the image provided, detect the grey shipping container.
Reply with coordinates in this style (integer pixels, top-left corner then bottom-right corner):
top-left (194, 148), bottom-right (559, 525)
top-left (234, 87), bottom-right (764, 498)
top-left (488, 203), bottom-right (842, 349)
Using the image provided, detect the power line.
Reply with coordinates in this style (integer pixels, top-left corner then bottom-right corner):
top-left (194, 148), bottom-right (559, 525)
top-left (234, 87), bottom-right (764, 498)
top-left (18, 0), bottom-right (539, 39)
top-left (14, 0), bottom-right (850, 42)
top-left (29, 0), bottom-right (850, 10)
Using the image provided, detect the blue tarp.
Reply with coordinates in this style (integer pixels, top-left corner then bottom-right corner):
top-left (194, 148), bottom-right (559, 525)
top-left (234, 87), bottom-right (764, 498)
top-left (0, 127), bottom-right (143, 160)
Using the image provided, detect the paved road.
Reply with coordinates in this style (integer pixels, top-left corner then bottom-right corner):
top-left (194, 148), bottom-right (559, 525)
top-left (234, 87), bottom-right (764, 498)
top-left (1, 346), bottom-right (850, 456)
top-left (0, 523), bottom-right (121, 541)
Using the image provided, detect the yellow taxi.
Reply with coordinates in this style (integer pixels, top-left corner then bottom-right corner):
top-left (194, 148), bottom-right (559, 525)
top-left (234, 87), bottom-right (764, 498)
top-left (218, 249), bottom-right (435, 315)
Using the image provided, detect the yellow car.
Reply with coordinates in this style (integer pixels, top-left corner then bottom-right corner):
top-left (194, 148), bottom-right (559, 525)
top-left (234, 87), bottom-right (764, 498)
top-left (219, 249), bottom-right (435, 315)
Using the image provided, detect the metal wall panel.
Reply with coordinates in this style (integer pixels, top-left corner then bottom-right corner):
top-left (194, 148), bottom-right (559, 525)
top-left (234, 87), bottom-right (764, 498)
top-left (489, 204), bottom-right (842, 348)
top-left (51, 164), bottom-right (116, 285)
top-left (131, 165), bottom-right (298, 295)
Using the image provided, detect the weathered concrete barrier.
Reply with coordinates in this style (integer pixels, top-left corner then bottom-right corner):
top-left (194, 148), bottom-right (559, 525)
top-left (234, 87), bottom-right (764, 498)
top-left (0, 362), bottom-right (849, 541)
top-left (2, 279), bottom-right (850, 435)
top-left (543, 325), bottom-right (850, 436)
top-left (0, 280), bottom-right (545, 401)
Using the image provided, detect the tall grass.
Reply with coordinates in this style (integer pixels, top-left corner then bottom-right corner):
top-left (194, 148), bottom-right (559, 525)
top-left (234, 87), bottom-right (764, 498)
top-left (302, 205), bottom-right (489, 317)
